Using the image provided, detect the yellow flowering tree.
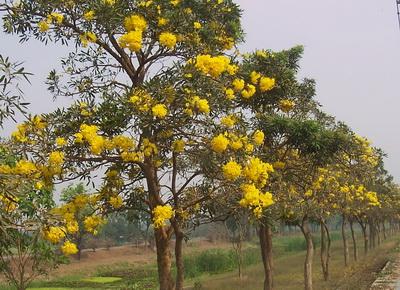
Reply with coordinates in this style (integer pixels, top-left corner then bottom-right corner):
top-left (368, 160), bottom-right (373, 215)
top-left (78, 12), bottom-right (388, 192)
top-left (0, 1), bottom-right (278, 289)
top-left (0, 144), bottom-right (63, 290)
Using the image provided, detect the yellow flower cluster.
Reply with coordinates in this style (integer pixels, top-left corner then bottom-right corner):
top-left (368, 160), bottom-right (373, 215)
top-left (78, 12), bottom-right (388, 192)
top-left (61, 241), bottom-right (78, 255)
top-left (186, 96), bottom-right (210, 115)
top-left (211, 130), bottom-right (265, 155)
top-left (222, 160), bottom-right (242, 181)
top-left (239, 184), bottom-right (274, 218)
top-left (84, 215), bottom-right (105, 234)
top-left (159, 32), bottom-right (178, 49)
top-left (259, 77), bottom-right (275, 92)
top-left (210, 134), bottom-right (229, 153)
top-left (38, 12), bottom-right (64, 32)
top-left (279, 99), bottom-right (295, 113)
top-left (109, 195), bottom-right (123, 209)
top-left (76, 124), bottom-right (105, 155)
top-left (119, 14), bottom-right (147, 52)
top-left (172, 139), bottom-right (185, 153)
top-left (243, 157), bottom-right (274, 187)
top-left (0, 194), bottom-right (18, 213)
top-left (153, 205), bottom-right (174, 228)
top-left (142, 138), bottom-right (158, 157)
top-left (152, 104), bottom-right (168, 118)
top-left (252, 130), bottom-right (264, 145)
top-left (0, 159), bottom-right (38, 176)
top-left (221, 115), bottom-right (236, 128)
top-left (194, 55), bottom-right (233, 78)
top-left (11, 115), bottom-right (46, 143)
top-left (83, 10), bottom-right (95, 21)
top-left (79, 32), bottom-right (97, 48)
top-left (44, 226), bottom-right (66, 244)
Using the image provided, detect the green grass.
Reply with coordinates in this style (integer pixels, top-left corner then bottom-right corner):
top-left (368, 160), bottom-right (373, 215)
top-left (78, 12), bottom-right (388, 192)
top-left (81, 277), bottom-right (122, 284)
top-left (189, 235), bottom-right (400, 290)
top-left (2, 232), bottom-right (398, 290)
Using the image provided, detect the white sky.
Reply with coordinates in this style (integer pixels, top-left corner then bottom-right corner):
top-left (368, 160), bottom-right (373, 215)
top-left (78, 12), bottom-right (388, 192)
top-left (1, 0), bottom-right (400, 180)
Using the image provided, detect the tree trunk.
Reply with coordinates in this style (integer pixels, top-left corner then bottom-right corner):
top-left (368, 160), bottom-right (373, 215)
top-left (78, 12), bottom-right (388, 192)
top-left (341, 215), bottom-right (349, 266)
top-left (377, 222), bottom-right (381, 246)
top-left (349, 219), bottom-right (358, 261)
top-left (259, 223), bottom-right (273, 290)
top-left (382, 221), bottom-right (387, 240)
top-left (320, 220), bottom-right (330, 281)
top-left (369, 219), bottom-right (376, 249)
top-left (174, 227), bottom-right (184, 290)
top-left (155, 228), bottom-right (175, 290)
top-left (359, 221), bottom-right (368, 255)
top-left (300, 218), bottom-right (314, 290)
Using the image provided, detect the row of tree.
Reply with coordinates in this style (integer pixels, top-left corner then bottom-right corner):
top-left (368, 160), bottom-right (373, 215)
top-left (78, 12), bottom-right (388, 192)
top-left (1, 1), bottom-right (400, 290)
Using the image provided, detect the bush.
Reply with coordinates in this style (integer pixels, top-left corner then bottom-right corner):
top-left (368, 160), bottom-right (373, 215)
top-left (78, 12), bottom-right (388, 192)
top-left (183, 247), bottom-right (260, 278)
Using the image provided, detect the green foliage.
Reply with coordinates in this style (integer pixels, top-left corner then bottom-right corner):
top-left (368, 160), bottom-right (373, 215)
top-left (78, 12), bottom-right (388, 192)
top-left (183, 247), bottom-right (260, 278)
top-left (0, 54), bottom-right (31, 126)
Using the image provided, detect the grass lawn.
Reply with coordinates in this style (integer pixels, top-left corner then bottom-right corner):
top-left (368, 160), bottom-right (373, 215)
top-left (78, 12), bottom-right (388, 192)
top-left (1, 233), bottom-right (398, 290)
top-left (190, 236), bottom-right (400, 290)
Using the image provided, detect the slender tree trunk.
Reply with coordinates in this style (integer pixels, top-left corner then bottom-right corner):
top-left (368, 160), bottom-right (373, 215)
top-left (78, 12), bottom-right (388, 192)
top-left (359, 222), bottom-right (368, 255)
top-left (349, 219), bottom-right (358, 261)
top-left (155, 228), bottom-right (175, 290)
top-left (320, 220), bottom-right (330, 281)
top-left (368, 220), bottom-right (374, 249)
top-left (300, 218), bottom-right (314, 290)
top-left (382, 221), bottom-right (387, 240)
top-left (174, 227), bottom-right (184, 290)
top-left (259, 223), bottom-right (273, 290)
top-left (341, 215), bottom-right (349, 266)
top-left (377, 222), bottom-right (381, 246)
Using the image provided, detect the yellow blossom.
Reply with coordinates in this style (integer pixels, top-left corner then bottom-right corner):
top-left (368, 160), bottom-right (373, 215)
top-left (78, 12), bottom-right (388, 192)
top-left (279, 99), bottom-right (295, 113)
top-left (38, 20), bottom-right (50, 32)
top-left (44, 226), bottom-right (66, 244)
top-left (118, 31), bottom-right (143, 52)
top-left (109, 196), bottom-right (123, 208)
top-left (252, 130), bottom-right (264, 145)
top-left (153, 205), bottom-right (174, 228)
top-left (222, 160), bottom-right (242, 181)
top-left (232, 78), bottom-right (245, 91)
top-left (250, 71), bottom-right (261, 84)
top-left (61, 241), bottom-right (78, 255)
top-left (124, 14), bottom-right (147, 32)
top-left (194, 22), bottom-right (202, 29)
top-left (56, 137), bottom-right (67, 147)
top-left (159, 32), bottom-right (177, 49)
top-left (211, 134), bottom-right (229, 153)
top-left (83, 10), bottom-right (95, 21)
top-left (172, 139), bottom-right (185, 153)
top-left (221, 115), bottom-right (236, 128)
top-left (259, 77), bottom-right (275, 92)
top-left (152, 104), bottom-right (168, 118)
top-left (195, 55), bottom-right (231, 78)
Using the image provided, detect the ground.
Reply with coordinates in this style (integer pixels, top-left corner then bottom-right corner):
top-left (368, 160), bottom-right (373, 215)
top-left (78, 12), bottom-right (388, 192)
top-left (0, 234), bottom-right (399, 289)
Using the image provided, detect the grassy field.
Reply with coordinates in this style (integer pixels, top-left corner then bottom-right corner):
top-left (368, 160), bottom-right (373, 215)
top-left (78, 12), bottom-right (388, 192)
top-left (0, 233), bottom-right (398, 290)
top-left (192, 237), bottom-right (400, 290)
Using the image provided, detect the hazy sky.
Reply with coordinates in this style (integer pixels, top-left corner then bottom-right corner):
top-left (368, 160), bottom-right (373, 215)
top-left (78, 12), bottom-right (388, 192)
top-left (1, 0), bottom-right (400, 180)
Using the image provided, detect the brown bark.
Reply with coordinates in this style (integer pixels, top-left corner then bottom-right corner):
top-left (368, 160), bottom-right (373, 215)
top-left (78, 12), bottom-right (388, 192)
top-left (341, 215), bottom-right (349, 266)
top-left (174, 227), bottom-right (184, 290)
top-left (359, 221), bottom-right (368, 255)
top-left (369, 219), bottom-right (376, 249)
top-left (377, 222), bottom-right (381, 245)
top-left (300, 218), bottom-right (314, 290)
top-left (320, 220), bottom-right (331, 281)
top-left (259, 223), bottom-right (273, 290)
top-left (349, 219), bottom-right (358, 261)
top-left (154, 228), bottom-right (175, 290)
top-left (382, 221), bottom-right (387, 240)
